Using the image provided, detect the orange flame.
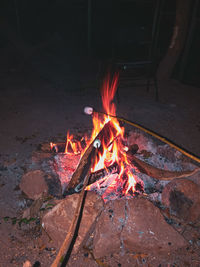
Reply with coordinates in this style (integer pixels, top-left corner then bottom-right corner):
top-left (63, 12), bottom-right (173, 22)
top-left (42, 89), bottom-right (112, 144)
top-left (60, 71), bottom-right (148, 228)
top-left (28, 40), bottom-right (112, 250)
top-left (63, 72), bottom-right (138, 196)
top-left (64, 132), bottom-right (84, 155)
top-left (90, 73), bottom-right (137, 196)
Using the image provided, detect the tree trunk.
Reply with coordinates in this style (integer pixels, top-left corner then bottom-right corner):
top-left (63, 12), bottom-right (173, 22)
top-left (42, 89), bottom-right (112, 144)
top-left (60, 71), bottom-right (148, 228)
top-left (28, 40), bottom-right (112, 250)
top-left (157, 0), bottom-right (191, 81)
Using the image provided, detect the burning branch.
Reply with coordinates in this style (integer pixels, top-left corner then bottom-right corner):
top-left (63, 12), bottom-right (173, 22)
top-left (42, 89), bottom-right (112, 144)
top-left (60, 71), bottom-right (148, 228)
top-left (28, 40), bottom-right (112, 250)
top-left (89, 162), bottom-right (119, 185)
top-left (65, 120), bottom-right (118, 194)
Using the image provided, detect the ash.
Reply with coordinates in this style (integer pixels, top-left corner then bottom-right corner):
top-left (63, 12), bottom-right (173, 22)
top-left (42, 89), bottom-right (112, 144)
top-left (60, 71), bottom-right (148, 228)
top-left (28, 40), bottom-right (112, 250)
top-left (51, 130), bottom-right (197, 201)
top-left (53, 153), bottom-right (81, 193)
top-left (127, 130), bottom-right (196, 172)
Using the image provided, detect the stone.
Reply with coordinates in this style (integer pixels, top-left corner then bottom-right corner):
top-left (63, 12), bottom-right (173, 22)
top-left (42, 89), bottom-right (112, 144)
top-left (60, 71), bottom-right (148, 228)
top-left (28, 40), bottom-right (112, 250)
top-left (187, 170), bottom-right (200, 187)
top-left (93, 198), bottom-right (187, 258)
top-left (42, 193), bottom-right (79, 247)
top-left (22, 207), bottom-right (31, 219)
top-left (20, 170), bottom-right (62, 200)
top-left (20, 170), bottom-right (48, 200)
top-left (42, 191), bottom-right (104, 253)
top-left (23, 261), bottom-right (32, 267)
top-left (188, 200), bottom-right (200, 222)
top-left (92, 199), bottom-right (126, 258)
top-left (121, 198), bottom-right (187, 253)
top-left (22, 198), bottom-right (44, 219)
top-left (43, 172), bottom-right (62, 197)
top-left (161, 178), bottom-right (200, 222)
top-left (73, 192), bottom-right (104, 254)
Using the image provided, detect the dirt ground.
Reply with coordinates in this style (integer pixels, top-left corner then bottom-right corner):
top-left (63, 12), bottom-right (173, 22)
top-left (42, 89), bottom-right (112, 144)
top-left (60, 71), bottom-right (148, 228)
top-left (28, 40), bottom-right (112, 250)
top-left (0, 52), bottom-right (200, 266)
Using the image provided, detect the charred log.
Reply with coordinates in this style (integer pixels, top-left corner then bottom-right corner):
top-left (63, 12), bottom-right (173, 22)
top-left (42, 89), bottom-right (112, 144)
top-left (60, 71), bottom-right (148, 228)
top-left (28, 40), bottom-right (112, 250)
top-left (128, 154), bottom-right (200, 180)
top-left (65, 121), bottom-right (117, 194)
top-left (89, 162), bottom-right (119, 184)
top-left (127, 144), bottom-right (139, 155)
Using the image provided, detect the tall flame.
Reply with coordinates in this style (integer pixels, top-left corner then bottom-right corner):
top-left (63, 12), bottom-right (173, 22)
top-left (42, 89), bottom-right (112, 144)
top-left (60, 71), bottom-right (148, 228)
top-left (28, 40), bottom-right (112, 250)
top-left (63, 72), bottom-right (139, 197)
top-left (89, 73), bottom-right (138, 196)
top-left (101, 72), bottom-right (118, 116)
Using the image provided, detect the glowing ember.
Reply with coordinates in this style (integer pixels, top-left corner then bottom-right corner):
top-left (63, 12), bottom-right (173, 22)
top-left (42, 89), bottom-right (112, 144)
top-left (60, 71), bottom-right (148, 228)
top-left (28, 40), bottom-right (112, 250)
top-left (52, 73), bottom-right (143, 198)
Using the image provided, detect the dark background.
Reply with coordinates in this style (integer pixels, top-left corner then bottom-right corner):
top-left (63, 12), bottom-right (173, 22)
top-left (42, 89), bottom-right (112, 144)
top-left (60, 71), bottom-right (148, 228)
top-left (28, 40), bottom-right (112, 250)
top-left (0, 2), bottom-right (200, 266)
top-left (0, 0), bottom-right (199, 86)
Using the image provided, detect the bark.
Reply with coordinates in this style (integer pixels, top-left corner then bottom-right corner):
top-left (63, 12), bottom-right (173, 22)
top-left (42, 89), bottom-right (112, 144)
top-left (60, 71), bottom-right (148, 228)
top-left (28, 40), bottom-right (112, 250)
top-left (89, 162), bottom-right (119, 184)
top-left (157, 0), bottom-right (191, 80)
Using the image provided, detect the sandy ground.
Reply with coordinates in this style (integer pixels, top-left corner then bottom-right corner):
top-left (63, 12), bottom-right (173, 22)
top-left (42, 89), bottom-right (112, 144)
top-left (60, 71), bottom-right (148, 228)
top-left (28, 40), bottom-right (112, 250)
top-left (0, 53), bottom-right (200, 266)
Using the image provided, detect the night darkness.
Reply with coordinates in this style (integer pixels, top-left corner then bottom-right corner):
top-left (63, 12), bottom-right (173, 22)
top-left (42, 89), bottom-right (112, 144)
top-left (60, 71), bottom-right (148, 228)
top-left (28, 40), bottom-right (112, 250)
top-left (0, 0), bottom-right (200, 84)
top-left (0, 1), bottom-right (200, 267)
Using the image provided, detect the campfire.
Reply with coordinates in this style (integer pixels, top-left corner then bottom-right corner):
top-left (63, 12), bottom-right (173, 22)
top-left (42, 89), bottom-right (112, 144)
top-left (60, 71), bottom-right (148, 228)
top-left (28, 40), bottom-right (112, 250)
top-left (50, 73), bottom-right (144, 201)
top-left (40, 73), bottom-right (199, 266)
top-left (18, 73), bottom-right (200, 267)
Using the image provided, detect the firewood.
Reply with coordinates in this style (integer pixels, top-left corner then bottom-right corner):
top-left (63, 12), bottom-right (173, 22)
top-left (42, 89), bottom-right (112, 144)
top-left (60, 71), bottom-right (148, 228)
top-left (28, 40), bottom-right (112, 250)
top-left (89, 162), bottom-right (119, 184)
top-left (66, 121), bottom-right (116, 193)
top-left (128, 154), bottom-right (200, 180)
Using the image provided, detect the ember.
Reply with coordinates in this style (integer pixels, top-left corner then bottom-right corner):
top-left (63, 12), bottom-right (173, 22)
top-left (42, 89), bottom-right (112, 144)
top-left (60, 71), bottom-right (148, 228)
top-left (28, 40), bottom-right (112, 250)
top-left (51, 73), bottom-right (144, 199)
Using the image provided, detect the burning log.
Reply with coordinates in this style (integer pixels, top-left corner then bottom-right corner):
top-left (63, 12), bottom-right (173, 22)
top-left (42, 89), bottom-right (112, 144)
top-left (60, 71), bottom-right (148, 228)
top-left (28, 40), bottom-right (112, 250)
top-left (65, 121), bottom-right (117, 194)
top-left (129, 154), bottom-right (200, 180)
top-left (89, 162), bottom-right (119, 184)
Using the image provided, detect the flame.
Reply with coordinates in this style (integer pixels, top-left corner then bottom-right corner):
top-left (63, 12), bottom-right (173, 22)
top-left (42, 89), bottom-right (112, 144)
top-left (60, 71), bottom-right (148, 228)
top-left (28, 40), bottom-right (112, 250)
top-left (89, 73), bottom-right (138, 196)
top-left (56, 72), bottom-right (139, 197)
top-left (65, 132), bottom-right (80, 154)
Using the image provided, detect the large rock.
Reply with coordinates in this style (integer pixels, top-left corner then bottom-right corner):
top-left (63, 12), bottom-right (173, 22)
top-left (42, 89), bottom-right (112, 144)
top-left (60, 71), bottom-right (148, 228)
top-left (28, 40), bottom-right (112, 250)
top-left (187, 170), bottom-right (200, 187)
top-left (20, 170), bottom-right (48, 200)
top-left (93, 199), bottom-right (126, 258)
top-left (93, 198), bottom-right (187, 258)
top-left (20, 170), bottom-right (62, 200)
top-left (42, 191), bottom-right (104, 253)
top-left (42, 193), bottom-right (79, 248)
top-left (121, 198), bottom-right (187, 253)
top-left (73, 192), bottom-right (104, 254)
top-left (162, 178), bottom-right (200, 222)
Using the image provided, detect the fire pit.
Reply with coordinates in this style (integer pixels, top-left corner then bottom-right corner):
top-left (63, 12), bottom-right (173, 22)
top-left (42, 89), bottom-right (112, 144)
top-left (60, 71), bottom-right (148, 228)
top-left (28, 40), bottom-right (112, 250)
top-left (49, 73), bottom-right (198, 201)
top-left (19, 73), bottom-right (200, 266)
